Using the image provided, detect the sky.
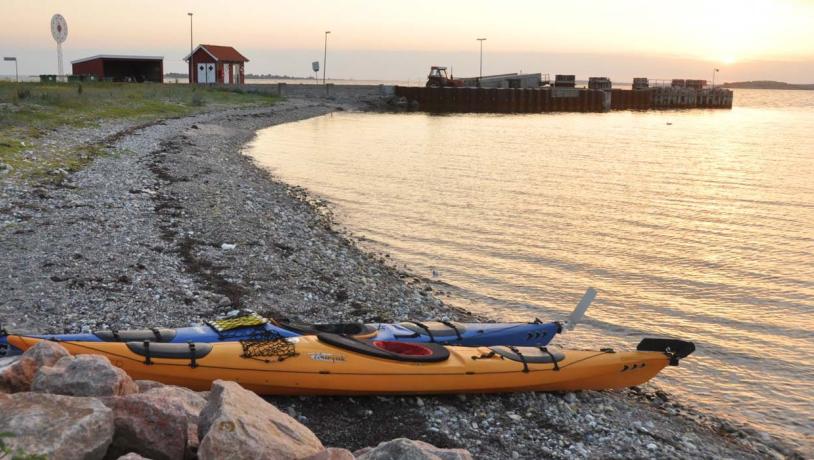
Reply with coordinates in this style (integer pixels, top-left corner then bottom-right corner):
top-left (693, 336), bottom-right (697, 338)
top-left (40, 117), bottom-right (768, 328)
top-left (2, 0), bottom-right (813, 83)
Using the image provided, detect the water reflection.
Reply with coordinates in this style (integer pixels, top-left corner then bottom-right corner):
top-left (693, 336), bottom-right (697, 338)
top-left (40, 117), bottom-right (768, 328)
top-left (247, 89), bottom-right (814, 453)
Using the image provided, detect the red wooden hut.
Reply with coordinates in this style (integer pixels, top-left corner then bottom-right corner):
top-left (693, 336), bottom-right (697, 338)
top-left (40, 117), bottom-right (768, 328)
top-left (71, 55), bottom-right (163, 82)
top-left (183, 44), bottom-right (248, 85)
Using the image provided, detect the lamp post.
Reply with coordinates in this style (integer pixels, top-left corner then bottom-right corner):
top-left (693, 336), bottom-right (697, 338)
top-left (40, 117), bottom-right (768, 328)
top-left (3, 57), bottom-right (17, 82)
top-left (477, 38), bottom-right (486, 79)
top-left (323, 31), bottom-right (331, 85)
top-left (712, 68), bottom-right (719, 89)
top-left (188, 12), bottom-right (193, 83)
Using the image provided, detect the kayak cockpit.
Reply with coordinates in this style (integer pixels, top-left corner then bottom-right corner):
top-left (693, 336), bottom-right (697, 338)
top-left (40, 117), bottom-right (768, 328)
top-left (317, 333), bottom-right (450, 362)
top-left (281, 322), bottom-right (378, 338)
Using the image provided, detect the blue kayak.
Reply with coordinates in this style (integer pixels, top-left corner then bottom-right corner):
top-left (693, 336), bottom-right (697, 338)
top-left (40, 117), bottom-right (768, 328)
top-left (1, 288), bottom-right (597, 357)
top-left (1, 314), bottom-right (561, 356)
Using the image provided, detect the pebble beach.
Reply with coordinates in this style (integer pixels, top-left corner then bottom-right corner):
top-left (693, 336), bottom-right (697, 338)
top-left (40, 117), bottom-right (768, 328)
top-left (0, 96), bottom-right (804, 459)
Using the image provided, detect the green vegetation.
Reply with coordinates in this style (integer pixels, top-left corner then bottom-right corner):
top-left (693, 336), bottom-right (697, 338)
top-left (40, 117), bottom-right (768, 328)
top-left (0, 82), bottom-right (277, 181)
top-left (0, 431), bottom-right (47, 460)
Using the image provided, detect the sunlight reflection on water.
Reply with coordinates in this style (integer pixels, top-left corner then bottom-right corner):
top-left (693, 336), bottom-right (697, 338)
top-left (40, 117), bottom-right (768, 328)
top-left (247, 89), bottom-right (814, 453)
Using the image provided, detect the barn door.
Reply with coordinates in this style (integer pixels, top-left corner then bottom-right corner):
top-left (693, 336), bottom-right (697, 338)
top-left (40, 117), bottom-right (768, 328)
top-left (206, 63), bottom-right (215, 84)
top-left (197, 63), bottom-right (207, 84)
top-left (224, 64), bottom-right (231, 84)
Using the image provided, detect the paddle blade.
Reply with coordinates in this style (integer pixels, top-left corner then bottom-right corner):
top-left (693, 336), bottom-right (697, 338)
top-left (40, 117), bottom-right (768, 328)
top-left (565, 287), bottom-right (597, 331)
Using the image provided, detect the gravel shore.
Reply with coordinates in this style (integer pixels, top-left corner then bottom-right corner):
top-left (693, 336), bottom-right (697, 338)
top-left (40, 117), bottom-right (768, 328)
top-left (0, 99), bottom-right (802, 459)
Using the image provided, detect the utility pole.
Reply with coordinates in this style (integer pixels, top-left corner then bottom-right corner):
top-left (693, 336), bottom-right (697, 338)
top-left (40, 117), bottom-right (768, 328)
top-left (477, 38), bottom-right (486, 79)
top-left (323, 31), bottom-right (331, 85)
top-left (188, 12), bottom-right (194, 83)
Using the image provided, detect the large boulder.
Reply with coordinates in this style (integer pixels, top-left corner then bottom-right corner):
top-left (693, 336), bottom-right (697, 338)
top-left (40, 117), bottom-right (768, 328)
top-left (198, 380), bottom-right (324, 460)
top-left (103, 385), bottom-right (207, 460)
top-left (32, 354), bottom-right (138, 397)
top-left (146, 385), bottom-right (208, 452)
top-left (135, 379), bottom-right (165, 392)
top-left (0, 341), bottom-right (70, 392)
top-left (0, 392), bottom-right (114, 460)
top-left (355, 438), bottom-right (473, 460)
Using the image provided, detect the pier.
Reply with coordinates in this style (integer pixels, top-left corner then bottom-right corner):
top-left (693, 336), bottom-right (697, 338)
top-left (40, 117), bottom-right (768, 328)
top-left (216, 81), bottom-right (734, 114)
top-left (610, 87), bottom-right (733, 110)
top-left (395, 86), bottom-right (611, 113)
top-left (395, 85), bottom-right (733, 113)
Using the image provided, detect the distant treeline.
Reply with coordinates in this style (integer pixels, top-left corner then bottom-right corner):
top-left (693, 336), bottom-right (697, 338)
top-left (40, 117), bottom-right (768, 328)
top-left (723, 80), bottom-right (814, 90)
top-left (164, 72), bottom-right (314, 80)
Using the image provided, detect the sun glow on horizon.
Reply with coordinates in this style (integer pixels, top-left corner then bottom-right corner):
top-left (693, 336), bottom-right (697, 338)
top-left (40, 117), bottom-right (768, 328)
top-left (1, 0), bottom-right (813, 80)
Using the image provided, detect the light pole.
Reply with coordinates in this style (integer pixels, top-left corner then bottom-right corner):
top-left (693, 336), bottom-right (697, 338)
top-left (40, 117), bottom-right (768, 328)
top-left (3, 57), bottom-right (17, 82)
top-left (323, 31), bottom-right (331, 85)
top-left (712, 68), bottom-right (719, 89)
top-left (477, 38), bottom-right (486, 79)
top-left (188, 12), bottom-right (193, 83)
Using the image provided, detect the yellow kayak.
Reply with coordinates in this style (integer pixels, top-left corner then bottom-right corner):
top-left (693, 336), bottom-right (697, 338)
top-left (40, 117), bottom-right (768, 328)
top-left (7, 333), bottom-right (694, 395)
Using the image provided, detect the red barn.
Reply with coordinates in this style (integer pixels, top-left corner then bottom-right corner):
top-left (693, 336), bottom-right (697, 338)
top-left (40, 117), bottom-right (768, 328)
top-left (183, 44), bottom-right (248, 85)
top-left (71, 55), bottom-right (164, 82)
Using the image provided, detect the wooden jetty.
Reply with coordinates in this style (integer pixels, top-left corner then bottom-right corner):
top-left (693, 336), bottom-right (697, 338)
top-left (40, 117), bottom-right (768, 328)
top-left (395, 86), bottom-right (733, 113)
top-left (395, 87), bottom-right (610, 113)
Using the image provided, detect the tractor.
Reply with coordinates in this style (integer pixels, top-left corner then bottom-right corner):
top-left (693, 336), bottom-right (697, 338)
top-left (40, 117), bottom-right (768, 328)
top-left (425, 66), bottom-right (464, 88)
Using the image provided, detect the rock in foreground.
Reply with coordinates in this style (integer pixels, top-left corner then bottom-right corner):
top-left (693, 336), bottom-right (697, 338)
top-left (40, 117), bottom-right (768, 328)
top-left (32, 354), bottom-right (138, 397)
top-left (355, 438), bottom-right (473, 460)
top-left (104, 385), bottom-right (207, 460)
top-left (0, 392), bottom-right (114, 460)
top-left (0, 340), bottom-right (69, 392)
top-left (198, 380), bottom-right (325, 460)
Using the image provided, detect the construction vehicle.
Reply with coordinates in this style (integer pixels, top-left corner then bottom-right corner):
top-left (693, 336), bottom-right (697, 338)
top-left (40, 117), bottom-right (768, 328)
top-left (425, 66), bottom-right (464, 88)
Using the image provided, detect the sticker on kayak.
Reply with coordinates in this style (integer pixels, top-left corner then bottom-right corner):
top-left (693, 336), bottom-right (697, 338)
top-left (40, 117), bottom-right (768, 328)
top-left (309, 352), bottom-right (345, 363)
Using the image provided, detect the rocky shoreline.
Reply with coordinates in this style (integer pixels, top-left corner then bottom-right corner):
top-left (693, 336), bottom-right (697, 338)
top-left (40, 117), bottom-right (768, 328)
top-left (0, 99), bottom-right (802, 459)
top-left (2, 341), bottom-right (470, 460)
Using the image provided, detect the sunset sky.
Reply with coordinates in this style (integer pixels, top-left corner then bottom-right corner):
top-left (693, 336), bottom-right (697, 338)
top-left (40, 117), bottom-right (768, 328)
top-left (2, 0), bottom-right (813, 82)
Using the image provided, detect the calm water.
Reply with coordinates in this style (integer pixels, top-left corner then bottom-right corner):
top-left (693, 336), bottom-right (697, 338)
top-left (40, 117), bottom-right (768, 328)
top-left (247, 89), bottom-right (814, 453)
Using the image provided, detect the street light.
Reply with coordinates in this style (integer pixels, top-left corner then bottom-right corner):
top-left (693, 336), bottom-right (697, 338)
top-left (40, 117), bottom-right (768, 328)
top-left (323, 31), bottom-right (331, 85)
top-left (188, 13), bottom-right (194, 83)
top-left (477, 38), bottom-right (486, 79)
top-left (3, 57), bottom-right (17, 82)
top-left (712, 68), bottom-right (719, 89)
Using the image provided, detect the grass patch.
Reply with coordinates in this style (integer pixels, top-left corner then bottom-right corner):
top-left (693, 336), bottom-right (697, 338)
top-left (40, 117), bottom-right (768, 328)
top-left (0, 81), bottom-right (278, 180)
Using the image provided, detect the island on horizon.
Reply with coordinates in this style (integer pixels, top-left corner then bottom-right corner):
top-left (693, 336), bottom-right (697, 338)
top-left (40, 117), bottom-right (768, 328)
top-left (723, 80), bottom-right (814, 90)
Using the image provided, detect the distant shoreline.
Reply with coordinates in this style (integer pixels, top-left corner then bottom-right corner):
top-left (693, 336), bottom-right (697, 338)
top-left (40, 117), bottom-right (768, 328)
top-left (723, 80), bottom-right (814, 90)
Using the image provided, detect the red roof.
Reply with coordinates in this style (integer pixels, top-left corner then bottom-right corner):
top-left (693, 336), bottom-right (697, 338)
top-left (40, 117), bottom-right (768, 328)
top-left (200, 44), bottom-right (249, 62)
